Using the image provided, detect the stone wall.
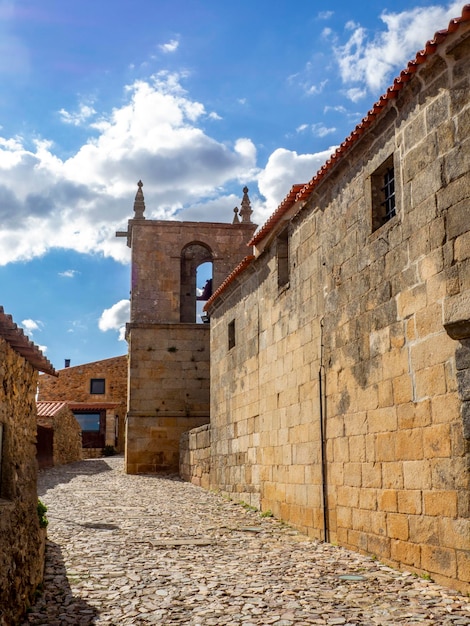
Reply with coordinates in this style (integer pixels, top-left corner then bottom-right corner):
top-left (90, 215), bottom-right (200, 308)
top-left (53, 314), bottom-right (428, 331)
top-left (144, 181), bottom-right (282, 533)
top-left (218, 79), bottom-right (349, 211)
top-left (205, 22), bottom-right (470, 592)
top-left (126, 324), bottom-right (210, 473)
top-left (38, 355), bottom-right (128, 453)
top-left (180, 424), bottom-right (211, 488)
top-left (0, 338), bottom-right (45, 625)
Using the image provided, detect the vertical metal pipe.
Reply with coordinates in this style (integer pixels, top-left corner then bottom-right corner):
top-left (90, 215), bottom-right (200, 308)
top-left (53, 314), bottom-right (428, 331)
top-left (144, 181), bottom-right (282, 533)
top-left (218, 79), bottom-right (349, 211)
top-left (319, 318), bottom-right (329, 543)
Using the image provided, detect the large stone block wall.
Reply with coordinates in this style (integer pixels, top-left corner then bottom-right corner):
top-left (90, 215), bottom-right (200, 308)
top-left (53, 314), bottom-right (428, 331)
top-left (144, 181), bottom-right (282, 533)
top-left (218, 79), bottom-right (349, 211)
top-left (0, 339), bottom-right (45, 625)
top-left (126, 324), bottom-right (210, 473)
top-left (207, 25), bottom-right (470, 591)
top-left (38, 355), bottom-right (128, 452)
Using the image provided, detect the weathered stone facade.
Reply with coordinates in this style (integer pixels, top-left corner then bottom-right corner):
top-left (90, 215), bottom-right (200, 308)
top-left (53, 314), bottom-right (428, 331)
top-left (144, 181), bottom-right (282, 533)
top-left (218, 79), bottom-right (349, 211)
top-left (36, 402), bottom-right (82, 467)
top-left (203, 14), bottom-right (470, 591)
top-left (0, 308), bottom-right (55, 625)
top-left (118, 185), bottom-right (256, 473)
top-left (38, 355), bottom-right (127, 457)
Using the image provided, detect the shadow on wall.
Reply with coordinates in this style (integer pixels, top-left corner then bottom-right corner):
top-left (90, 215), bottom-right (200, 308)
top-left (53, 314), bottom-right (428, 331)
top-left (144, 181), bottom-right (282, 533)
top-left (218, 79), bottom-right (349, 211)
top-left (18, 540), bottom-right (98, 625)
top-left (37, 457), bottom-right (116, 495)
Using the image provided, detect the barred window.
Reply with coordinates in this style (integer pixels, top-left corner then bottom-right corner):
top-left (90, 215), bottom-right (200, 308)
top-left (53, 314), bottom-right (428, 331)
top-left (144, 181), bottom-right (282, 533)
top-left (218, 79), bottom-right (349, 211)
top-left (371, 156), bottom-right (397, 232)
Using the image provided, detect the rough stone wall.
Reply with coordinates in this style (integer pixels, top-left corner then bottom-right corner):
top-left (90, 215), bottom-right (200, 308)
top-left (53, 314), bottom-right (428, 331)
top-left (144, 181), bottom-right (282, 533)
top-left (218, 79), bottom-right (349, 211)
top-left (180, 424), bottom-right (211, 488)
top-left (38, 355), bottom-right (128, 452)
top-left (126, 324), bottom-right (210, 473)
top-left (38, 406), bottom-right (82, 466)
top-left (206, 25), bottom-right (470, 592)
top-left (0, 338), bottom-right (45, 625)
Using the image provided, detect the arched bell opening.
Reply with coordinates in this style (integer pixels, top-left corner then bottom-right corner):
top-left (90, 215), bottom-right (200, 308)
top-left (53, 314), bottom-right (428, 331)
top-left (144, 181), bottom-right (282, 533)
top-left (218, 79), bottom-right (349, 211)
top-left (180, 242), bottom-right (213, 323)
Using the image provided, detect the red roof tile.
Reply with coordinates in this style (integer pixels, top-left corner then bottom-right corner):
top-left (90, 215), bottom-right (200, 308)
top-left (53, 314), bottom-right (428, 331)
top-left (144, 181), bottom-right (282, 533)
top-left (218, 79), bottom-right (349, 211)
top-left (36, 401), bottom-right (69, 417)
top-left (0, 306), bottom-right (56, 375)
top-left (204, 255), bottom-right (256, 311)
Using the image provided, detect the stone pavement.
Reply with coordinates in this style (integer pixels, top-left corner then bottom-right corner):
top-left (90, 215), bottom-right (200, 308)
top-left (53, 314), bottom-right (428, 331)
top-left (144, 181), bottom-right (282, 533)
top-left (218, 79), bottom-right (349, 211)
top-left (22, 457), bottom-right (469, 626)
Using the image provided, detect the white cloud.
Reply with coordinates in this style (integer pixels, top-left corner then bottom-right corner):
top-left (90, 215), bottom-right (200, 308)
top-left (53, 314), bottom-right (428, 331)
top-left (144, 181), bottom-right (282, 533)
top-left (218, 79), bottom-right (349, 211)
top-left (318, 11), bottom-right (334, 20)
top-left (99, 299), bottom-right (130, 341)
top-left (256, 146), bottom-right (337, 221)
top-left (334, 2), bottom-right (464, 96)
top-left (59, 269), bottom-right (79, 278)
top-left (159, 38), bottom-right (179, 53)
top-left (21, 318), bottom-right (41, 335)
top-left (0, 71), bottom-right (258, 266)
top-left (20, 319), bottom-right (46, 352)
top-left (59, 103), bottom-right (97, 126)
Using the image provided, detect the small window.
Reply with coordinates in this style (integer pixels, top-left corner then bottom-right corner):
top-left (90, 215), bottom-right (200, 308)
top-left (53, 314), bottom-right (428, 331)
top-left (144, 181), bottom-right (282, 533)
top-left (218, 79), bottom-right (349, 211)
top-left (228, 320), bottom-right (236, 350)
top-left (371, 155), bottom-right (397, 232)
top-left (90, 378), bottom-right (105, 394)
top-left (277, 227), bottom-right (289, 288)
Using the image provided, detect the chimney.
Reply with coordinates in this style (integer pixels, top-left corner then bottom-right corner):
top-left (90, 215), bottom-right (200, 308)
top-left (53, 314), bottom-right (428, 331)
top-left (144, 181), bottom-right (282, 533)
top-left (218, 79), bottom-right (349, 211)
top-left (64, 359), bottom-right (71, 368)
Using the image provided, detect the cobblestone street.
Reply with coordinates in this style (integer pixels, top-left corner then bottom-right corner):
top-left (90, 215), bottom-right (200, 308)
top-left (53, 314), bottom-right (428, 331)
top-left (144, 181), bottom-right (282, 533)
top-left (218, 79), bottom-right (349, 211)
top-left (22, 457), bottom-right (470, 625)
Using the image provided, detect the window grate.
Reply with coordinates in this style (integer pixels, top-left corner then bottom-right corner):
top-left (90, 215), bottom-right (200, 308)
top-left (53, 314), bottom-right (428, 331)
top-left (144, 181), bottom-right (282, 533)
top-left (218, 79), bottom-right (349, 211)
top-left (381, 167), bottom-right (396, 222)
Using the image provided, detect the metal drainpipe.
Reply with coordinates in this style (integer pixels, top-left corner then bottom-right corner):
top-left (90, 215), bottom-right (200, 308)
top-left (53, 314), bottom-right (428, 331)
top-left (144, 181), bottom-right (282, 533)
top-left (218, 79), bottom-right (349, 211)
top-left (319, 317), bottom-right (329, 543)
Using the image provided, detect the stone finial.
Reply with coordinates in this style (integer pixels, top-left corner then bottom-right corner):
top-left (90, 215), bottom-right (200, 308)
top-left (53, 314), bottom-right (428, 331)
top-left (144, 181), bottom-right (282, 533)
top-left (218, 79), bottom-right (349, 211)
top-left (239, 186), bottom-right (253, 223)
top-left (232, 207), bottom-right (240, 224)
top-left (133, 180), bottom-right (146, 219)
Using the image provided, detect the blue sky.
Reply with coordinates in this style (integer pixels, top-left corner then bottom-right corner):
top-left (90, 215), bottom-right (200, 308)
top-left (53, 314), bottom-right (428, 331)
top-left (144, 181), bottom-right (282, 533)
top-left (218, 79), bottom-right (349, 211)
top-left (0, 0), bottom-right (464, 368)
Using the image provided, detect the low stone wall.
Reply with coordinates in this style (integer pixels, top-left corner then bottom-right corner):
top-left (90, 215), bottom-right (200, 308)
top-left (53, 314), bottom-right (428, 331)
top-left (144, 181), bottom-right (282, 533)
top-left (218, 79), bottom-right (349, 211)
top-left (180, 424), bottom-right (211, 488)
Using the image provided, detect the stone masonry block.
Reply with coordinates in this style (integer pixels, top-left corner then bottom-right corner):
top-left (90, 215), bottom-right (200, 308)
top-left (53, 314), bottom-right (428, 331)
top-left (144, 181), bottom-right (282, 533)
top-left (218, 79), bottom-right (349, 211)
top-left (403, 460), bottom-right (431, 489)
top-left (397, 490), bottom-right (422, 515)
top-left (387, 513), bottom-right (409, 540)
top-left (421, 545), bottom-right (457, 579)
top-left (424, 490), bottom-right (458, 517)
top-left (422, 423), bottom-right (451, 458)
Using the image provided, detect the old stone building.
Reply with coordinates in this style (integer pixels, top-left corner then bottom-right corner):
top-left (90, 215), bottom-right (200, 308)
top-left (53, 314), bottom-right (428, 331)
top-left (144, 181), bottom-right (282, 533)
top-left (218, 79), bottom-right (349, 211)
top-left (0, 307), bottom-right (56, 625)
top-left (38, 355), bottom-right (127, 457)
top-left (196, 8), bottom-right (470, 591)
top-left (36, 401), bottom-right (82, 468)
top-left (116, 184), bottom-right (257, 473)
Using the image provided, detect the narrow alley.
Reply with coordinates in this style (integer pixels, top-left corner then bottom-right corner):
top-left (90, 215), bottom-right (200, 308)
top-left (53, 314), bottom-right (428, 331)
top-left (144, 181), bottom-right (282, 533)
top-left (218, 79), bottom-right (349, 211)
top-left (22, 457), bottom-right (470, 625)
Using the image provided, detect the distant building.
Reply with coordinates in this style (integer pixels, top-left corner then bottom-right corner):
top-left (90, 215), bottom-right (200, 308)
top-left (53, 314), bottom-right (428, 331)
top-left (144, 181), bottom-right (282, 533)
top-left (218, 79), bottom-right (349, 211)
top-left (36, 401), bottom-right (82, 468)
top-left (38, 355), bottom-right (127, 457)
top-left (0, 306), bottom-right (56, 625)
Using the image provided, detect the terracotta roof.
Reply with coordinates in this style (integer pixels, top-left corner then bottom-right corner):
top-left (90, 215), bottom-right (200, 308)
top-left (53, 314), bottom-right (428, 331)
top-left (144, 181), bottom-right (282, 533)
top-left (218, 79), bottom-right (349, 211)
top-left (249, 184), bottom-right (305, 246)
top-left (67, 402), bottom-right (119, 411)
top-left (204, 255), bottom-right (256, 311)
top-left (208, 5), bottom-right (470, 305)
top-left (0, 306), bottom-right (56, 376)
top-left (36, 401), bottom-right (69, 417)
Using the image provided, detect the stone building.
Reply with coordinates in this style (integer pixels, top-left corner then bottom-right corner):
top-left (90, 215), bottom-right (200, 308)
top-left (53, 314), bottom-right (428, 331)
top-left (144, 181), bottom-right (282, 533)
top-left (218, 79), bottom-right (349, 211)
top-left (36, 401), bottom-right (82, 468)
top-left (199, 8), bottom-right (470, 591)
top-left (0, 307), bottom-right (56, 625)
top-left (38, 355), bottom-right (127, 457)
top-left (116, 183), bottom-right (257, 473)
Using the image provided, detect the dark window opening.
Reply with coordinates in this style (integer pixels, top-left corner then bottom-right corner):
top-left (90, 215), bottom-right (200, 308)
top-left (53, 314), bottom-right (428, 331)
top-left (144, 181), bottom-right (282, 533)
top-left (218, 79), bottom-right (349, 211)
top-left (228, 320), bottom-right (236, 350)
top-left (73, 411), bottom-right (106, 448)
top-left (90, 378), bottom-right (105, 394)
top-left (277, 227), bottom-right (289, 288)
top-left (371, 155), bottom-right (397, 232)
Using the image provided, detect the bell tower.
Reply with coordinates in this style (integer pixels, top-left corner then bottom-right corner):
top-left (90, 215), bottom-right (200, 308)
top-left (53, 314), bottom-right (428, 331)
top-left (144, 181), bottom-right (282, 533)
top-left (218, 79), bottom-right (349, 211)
top-left (117, 183), bottom-right (257, 473)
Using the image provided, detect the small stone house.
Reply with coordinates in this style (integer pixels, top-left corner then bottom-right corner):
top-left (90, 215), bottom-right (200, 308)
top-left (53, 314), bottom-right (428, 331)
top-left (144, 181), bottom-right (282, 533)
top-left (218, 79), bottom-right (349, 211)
top-left (38, 355), bottom-right (127, 458)
top-left (200, 8), bottom-right (470, 591)
top-left (36, 401), bottom-right (82, 468)
top-left (0, 307), bottom-right (56, 626)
